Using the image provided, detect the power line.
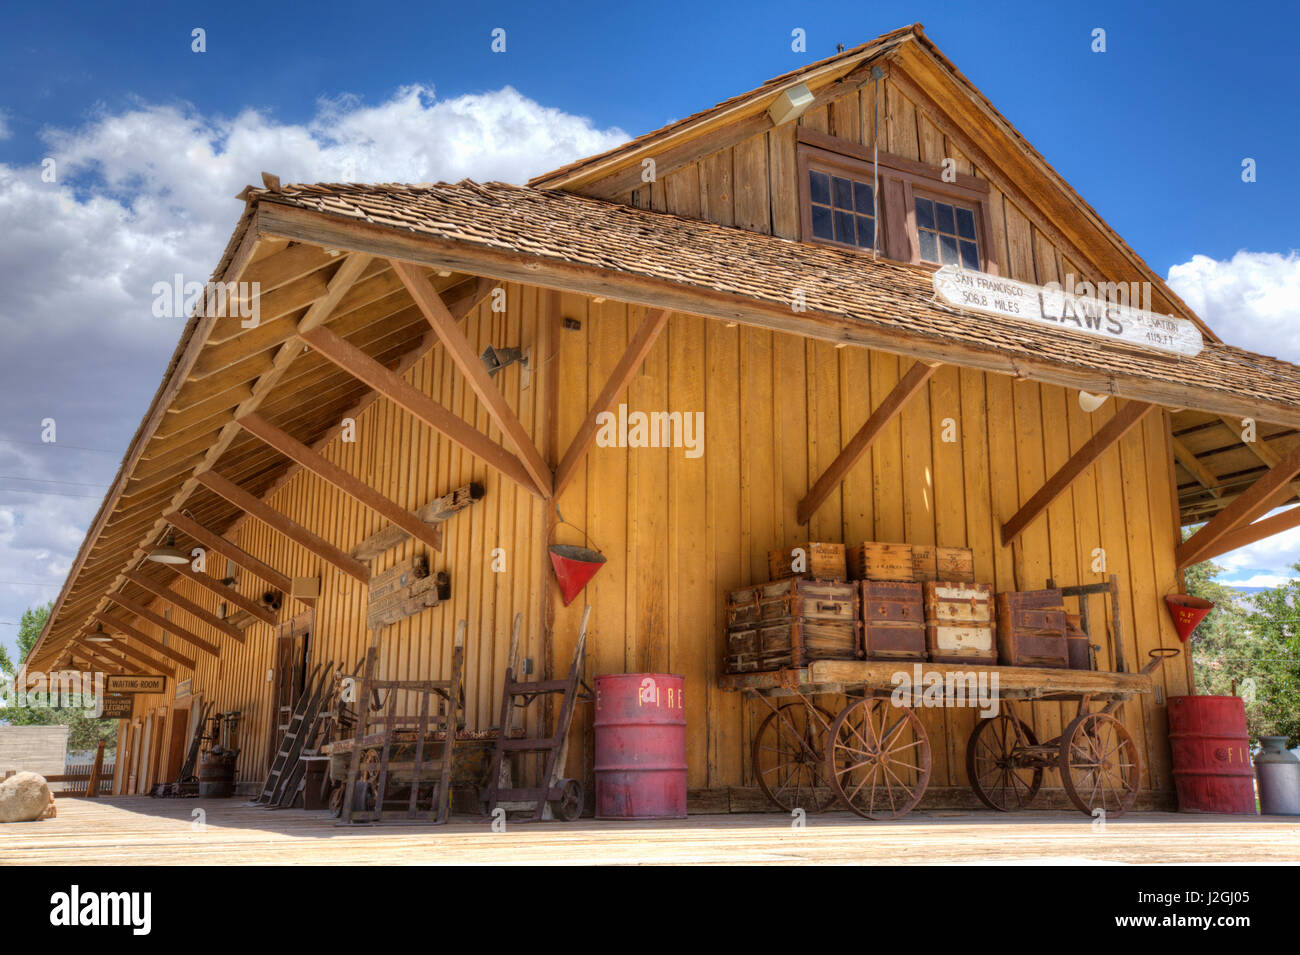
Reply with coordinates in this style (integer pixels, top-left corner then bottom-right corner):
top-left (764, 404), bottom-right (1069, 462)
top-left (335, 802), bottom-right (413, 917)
top-left (0, 437), bottom-right (118, 455)
top-left (0, 475), bottom-right (109, 489)
top-left (0, 486), bottom-right (104, 500)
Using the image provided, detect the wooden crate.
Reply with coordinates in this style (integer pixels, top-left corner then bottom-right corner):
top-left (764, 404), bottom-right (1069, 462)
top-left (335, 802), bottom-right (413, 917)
top-left (768, 542), bottom-right (846, 581)
top-left (860, 580), bottom-right (927, 660)
top-left (995, 589), bottom-right (1069, 668)
top-left (911, 545), bottom-right (938, 582)
top-left (935, 546), bottom-right (975, 582)
top-left (847, 542), bottom-right (913, 581)
top-left (723, 617), bottom-right (861, 673)
top-left (923, 581), bottom-right (996, 664)
top-left (725, 578), bottom-right (856, 629)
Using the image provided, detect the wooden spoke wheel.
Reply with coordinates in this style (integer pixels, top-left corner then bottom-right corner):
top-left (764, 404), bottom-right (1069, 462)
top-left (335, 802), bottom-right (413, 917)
top-left (827, 697), bottom-right (931, 820)
top-left (1059, 711), bottom-right (1141, 817)
top-left (553, 778), bottom-right (584, 821)
top-left (328, 783), bottom-right (346, 818)
top-left (359, 747), bottom-right (381, 784)
top-left (752, 702), bottom-right (837, 813)
top-left (967, 715), bottom-right (1042, 812)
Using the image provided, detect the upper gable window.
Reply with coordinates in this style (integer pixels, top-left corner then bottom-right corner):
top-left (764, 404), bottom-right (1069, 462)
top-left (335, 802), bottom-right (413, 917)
top-left (808, 167), bottom-right (875, 249)
top-left (795, 128), bottom-right (999, 276)
top-left (914, 194), bottom-right (980, 269)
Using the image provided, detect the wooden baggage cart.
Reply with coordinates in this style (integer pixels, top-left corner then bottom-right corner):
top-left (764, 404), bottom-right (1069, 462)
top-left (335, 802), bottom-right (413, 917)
top-left (719, 647), bottom-right (1177, 820)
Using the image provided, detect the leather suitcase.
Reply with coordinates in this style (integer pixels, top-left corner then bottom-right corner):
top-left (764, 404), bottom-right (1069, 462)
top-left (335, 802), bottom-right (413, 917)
top-left (996, 589), bottom-right (1069, 668)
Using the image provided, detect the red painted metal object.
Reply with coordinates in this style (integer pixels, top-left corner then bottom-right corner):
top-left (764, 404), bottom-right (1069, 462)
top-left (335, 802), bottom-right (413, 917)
top-left (1164, 594), bottom-right (1214, 642)
top-left (593, 673), bottom-right (687, 818)
top-left (548, 545), bottom-right (606, 607)
top-left (1167, 695), bottom-right (1256, 814)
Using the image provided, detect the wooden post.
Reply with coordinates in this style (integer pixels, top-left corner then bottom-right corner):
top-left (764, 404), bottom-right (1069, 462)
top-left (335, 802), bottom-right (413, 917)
top-left (88, 740), bottom-right (105, 798)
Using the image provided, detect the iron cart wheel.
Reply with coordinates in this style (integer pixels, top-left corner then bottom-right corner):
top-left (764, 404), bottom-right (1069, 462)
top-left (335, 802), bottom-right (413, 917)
top-left (827, 697), bottom-right (932, 819)
top-left (553, 778), bottom-right (584, 821)
top-left (752, 702), bottom-right (838, 813)
top-left (967, 714), bottom-right (1043, 811)
top-left (1059, 711), bottom-right (1141, 817)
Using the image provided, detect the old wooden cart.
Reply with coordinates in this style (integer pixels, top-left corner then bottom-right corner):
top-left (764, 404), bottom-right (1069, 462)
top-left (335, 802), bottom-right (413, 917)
top-left (718, 648), bottom-right (1177, 819)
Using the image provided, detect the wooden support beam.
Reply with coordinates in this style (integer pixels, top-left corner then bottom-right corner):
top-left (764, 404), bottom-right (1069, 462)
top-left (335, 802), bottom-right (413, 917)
top-left (69, 641), bottom-right (129, 675)
top-left (798, 359), bottom-right (940, 526)
top-left (1177, 437), bottom-right (1300, 568)
top-left (169, 564), bottom-right (278, 625)
top-left (554, 308), bottom-right (670, 497)
top-left (1217, 415), bottom-right (1300, 504)
top-left (92, 611), bottom-right (198, 670)
top-left (103, 592), bottom-right (220, 657)
top-left (1171, 436), bottom-right (1222, 498)
top-left (235, 412), bottom-right (443, 554)
top-left (299, 325), bottom-right (543, 498)
top-left (122, 570), bottom-right (245, 642)
top-left (165, 511), bottom-right (293, 593)
top-left (195, 470), bottom-right (370, 583)
top-left (1003, 400), bottom-right (1155, 546)
top-left (391, 259), bottom-right (553, 496)
top-left (351, 483), bottom-right (483, 561)
top-left (80, 632), bottom-right (177, 678)
top-left (1198, 504), bottom-right (1300, 563)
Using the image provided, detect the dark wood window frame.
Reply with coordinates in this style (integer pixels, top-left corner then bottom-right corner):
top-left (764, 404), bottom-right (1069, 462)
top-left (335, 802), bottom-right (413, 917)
top-left (795, 127), bottom-right (1001, 276)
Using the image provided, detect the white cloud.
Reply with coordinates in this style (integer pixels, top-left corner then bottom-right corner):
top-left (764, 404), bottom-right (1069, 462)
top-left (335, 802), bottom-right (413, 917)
top-left (1168, 250), bottom-right (1300, 362)
top-left (0, 84), bottom-right (626, 660)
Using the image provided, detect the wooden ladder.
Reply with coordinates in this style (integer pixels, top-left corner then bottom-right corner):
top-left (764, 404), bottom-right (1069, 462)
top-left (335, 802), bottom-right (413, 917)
top-left (486, 606), bottom-right (590, 822)
top-left (254, 664), bottom-right (326, 805)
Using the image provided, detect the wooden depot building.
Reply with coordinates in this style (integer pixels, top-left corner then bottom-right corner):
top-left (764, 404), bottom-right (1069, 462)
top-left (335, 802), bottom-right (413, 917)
top-left (23, 24), bottom-right (1300, 814)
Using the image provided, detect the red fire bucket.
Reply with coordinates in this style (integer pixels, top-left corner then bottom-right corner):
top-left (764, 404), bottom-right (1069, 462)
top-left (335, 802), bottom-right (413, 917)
top-left (548, 545), bottom-right (606, 607)
top-left (1164, 594), bottom-right (1214, 642)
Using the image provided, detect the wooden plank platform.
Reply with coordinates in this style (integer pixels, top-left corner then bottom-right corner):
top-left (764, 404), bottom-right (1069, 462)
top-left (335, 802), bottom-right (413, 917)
top-left (718, 660), bottom-right (1154, 700)
top-left (1, 797), bottom-right (1295, 865)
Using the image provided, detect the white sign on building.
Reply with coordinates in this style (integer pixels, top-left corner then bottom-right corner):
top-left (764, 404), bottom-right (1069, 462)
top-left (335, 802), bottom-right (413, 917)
top-left (932, 265), bottom-right (1203, 357)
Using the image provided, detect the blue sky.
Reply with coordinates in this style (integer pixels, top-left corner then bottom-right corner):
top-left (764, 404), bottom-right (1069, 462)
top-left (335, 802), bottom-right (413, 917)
top-left (1, 0), bottom-right (1298, 663)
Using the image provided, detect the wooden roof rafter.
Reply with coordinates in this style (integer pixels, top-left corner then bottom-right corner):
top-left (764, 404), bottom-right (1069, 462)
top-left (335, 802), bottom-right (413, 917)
top-left (1176, 437), bottom-right (1300, 569)
top-left (391, 259), bottom-right (553, 497)
top-left (235, 410), bottom-right (444, 554)
top-left (102, 592), bottom-right (221, 658)
top-left (194, 470), bottom-right (371, 583)
top-left (92, 610), bottom-right (197, 671)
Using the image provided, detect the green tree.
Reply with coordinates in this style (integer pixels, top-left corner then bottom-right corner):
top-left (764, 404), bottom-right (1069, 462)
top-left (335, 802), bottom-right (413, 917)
top-left (0, 602), bottom-right (117, 752)
top-left (1240, 566), bottom-right (1300, 747)
top-left (1186, 559), bottom-right (1300, 746)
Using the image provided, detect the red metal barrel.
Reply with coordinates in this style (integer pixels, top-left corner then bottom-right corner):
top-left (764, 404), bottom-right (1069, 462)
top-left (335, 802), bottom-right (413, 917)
top-left (1167, 695), bottom-right (1256, 814)
top-left (594, 673), bottom-right (687, 818)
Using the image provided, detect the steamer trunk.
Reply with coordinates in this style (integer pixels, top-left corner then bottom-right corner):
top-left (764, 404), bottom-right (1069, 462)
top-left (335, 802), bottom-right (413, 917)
top-left (923, 581), bottom-right (996, 664)
top-left (860, 580), bottom-right (927, 660)
top-left (996, 589), bottom-right (1069, 668)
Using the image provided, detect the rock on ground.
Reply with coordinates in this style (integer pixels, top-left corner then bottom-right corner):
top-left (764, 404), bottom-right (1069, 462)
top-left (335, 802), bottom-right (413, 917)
top-left (0, 771), bottom-right (53, 823)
